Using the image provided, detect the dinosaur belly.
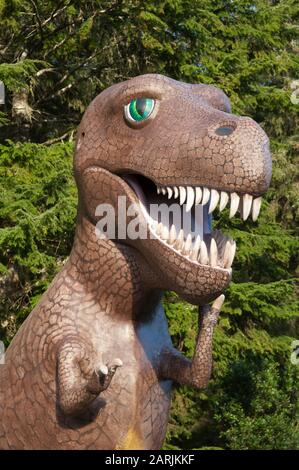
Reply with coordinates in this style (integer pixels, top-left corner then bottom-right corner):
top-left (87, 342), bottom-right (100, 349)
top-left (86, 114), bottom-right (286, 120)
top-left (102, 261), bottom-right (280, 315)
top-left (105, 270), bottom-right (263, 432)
top-left (115, 379), bottom-right (172, 450)
top-left (0, 359), bottom-right (171, 450)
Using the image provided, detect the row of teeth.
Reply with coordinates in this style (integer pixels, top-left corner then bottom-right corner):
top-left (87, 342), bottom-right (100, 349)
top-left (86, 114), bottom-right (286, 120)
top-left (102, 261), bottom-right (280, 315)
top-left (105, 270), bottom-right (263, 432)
top-left (157, 186), bottom-right (262, 221)
top-left (152, 223), bottom-right (236, 270)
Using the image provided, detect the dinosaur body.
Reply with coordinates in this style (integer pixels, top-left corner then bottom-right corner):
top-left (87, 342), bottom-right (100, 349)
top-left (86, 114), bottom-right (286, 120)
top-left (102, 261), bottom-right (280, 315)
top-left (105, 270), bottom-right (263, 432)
top-left (0, 74), bottom-right (271, 449)
top-left (0, 253), bottom-right (172, 449)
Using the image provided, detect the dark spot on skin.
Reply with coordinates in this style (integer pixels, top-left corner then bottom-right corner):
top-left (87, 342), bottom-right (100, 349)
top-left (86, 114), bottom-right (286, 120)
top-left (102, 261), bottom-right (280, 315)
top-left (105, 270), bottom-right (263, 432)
top-left (215, 126), bottom-right (235, 136)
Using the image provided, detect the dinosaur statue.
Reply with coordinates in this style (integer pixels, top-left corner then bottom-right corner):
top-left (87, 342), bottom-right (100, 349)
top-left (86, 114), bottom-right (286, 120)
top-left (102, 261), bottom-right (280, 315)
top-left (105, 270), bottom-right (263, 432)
top-left (0, 74), bottom-right (272, 450)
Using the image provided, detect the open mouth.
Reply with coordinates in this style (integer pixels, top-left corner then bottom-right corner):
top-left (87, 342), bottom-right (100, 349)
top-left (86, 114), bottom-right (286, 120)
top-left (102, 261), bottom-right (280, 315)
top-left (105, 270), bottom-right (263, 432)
top-left (120, 174), bottom-right (262, 273)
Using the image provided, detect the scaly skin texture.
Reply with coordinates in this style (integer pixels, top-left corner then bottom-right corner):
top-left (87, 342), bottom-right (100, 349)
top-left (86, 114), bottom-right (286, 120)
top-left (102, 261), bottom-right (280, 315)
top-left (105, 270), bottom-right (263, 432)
top-left (0, 74), bottom-right (271, 449)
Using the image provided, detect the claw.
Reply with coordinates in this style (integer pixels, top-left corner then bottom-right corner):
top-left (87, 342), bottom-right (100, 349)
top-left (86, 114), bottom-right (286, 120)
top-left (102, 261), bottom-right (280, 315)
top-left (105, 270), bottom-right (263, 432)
top-left (98, 364), bottom-right (108, 376)
top-left (112, 358), bottom-right (123, 367)
top-left (212, 294), bottom-right (225, 311)
top-left (108, 358), bottom-right (123, 372)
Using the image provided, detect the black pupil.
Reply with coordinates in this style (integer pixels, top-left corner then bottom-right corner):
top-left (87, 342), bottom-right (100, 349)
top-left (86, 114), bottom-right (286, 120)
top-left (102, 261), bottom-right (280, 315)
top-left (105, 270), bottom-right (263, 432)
top-left (136, 98), bottom-right (147, 116)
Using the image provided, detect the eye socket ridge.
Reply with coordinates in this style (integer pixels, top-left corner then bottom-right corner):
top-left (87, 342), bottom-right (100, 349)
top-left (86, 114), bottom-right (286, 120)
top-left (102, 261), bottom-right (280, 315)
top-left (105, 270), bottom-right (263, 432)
top-left (124, 97), bottom-right (155, 123)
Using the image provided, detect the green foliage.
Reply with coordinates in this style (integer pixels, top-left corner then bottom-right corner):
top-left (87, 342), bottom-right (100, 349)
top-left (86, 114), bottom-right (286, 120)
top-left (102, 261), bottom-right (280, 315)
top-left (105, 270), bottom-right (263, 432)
top-left (213, 359), bottom-right (299, 450)
top-left (0, 0), bottom-right (298, 450)
top-left (0, 0), bottom-right (298, 141)
top-left (0, 60), bottom-right (46, 92)
top-left (163, 295), bottom-right (299, 450)
top-left (0, 141), bottom-right (76, 342)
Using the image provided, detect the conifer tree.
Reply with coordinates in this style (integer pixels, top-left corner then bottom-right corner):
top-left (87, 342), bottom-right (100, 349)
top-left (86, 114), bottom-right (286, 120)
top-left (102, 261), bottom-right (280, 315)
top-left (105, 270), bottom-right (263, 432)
top-left (0, 0), bottom-right (298, 449)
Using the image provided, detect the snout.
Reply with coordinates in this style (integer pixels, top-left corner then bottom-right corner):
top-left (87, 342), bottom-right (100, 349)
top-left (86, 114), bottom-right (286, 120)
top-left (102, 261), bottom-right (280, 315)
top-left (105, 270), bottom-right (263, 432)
top-left (200, 114), bottom-right (272, 196)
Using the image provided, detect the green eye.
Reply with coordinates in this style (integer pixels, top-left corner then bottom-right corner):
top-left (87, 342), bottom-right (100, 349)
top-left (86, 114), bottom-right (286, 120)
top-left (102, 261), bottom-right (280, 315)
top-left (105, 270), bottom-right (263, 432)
top-left (125, 98), bottom-right (155, 123)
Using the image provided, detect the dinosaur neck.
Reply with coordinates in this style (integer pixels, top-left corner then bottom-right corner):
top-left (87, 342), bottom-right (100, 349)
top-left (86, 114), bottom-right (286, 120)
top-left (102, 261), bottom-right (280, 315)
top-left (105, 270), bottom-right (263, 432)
top-left (67, 211), bottom-right (162, 321)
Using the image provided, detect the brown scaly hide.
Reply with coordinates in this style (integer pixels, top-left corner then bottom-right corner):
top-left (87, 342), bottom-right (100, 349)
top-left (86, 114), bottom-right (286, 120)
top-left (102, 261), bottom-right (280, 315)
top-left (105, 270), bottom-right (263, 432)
top-left (0, 74), bottom-right (271, 449)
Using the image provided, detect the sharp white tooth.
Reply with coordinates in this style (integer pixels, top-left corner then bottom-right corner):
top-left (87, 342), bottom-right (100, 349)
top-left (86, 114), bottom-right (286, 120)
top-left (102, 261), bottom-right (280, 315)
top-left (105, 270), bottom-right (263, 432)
top-left (199, 240), bottom-right (209, 265)
top-left (156, 222), bottom-right (163, 236)
top-left (174, 229), bottom-right (184, 250)
top-left (242, 194), bottom-right (253, 221)
top-left (223, 241), bottom-right (230, 268)
top-left (212, 294), bottom-right (225, 311)
top-left (186, 186), bottom-right (195, 212)
top-left (195, 187), bottom-right (202, 204)
top-left (151, 219), bottom-right (158, 231)
top-left (178, 228), bottom-right (184, 241)
top-left (223, 241), bottom-right (236, 268)
top-left (157, 187), bottom-right (161, 194)
top-left (190, 235), bottom-right (201, 261)
top-left (201, 187), bottom-right (210, 206)
top-left (179, 186), bottom-right (186, 205)
top-left (173, 186), bottom-right (179, 199)
top-left (252, 196), bottom-right (262, 221)
top-left (229, 192), bottom-right (240, 218)
top-left (208, 189), bottom-right (220, 214)
top-left (161, 225), bottom-right (169, 240)
top-left (161, 187), bottom-right (166, 195)
top-left (169, 224), bottom-right (177, 244)
top-left (183, 233), bottom-right (192, 254)
top-left (167, 187), bottom-right (173, 199)
top-left (210, 238), bottom-right (218, 267)
top-left (219, 191), bottom-right (229, 211)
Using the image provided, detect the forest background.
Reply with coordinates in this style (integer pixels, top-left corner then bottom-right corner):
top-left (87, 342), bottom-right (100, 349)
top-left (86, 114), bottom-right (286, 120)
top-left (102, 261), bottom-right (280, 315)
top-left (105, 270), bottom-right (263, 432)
top-left (0, 0), bottom-right (298, 449)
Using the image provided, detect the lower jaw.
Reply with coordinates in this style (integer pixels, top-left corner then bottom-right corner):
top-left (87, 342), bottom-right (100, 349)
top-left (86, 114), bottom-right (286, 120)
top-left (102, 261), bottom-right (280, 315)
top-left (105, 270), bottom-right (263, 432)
top-left (135, 232), bottom-right (232, 305)
top-left (123, 174), bottom-right (236, 273)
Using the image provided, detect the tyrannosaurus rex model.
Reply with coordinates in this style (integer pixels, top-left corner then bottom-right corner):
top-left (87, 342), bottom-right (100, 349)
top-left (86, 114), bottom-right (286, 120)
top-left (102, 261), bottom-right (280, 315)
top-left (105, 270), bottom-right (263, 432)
top-left (0, 74), bottom-right (272, 449)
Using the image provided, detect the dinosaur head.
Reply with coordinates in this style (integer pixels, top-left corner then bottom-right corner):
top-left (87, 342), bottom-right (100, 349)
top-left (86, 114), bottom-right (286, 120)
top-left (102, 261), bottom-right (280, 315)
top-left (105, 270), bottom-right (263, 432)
top-left (74, 74), bottom-right (271, 305)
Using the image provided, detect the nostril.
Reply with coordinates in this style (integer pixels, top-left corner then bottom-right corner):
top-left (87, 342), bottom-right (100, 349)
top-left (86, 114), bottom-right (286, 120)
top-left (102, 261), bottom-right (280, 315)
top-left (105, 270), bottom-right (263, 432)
top-left (215, 126), bottom-right (235, 136)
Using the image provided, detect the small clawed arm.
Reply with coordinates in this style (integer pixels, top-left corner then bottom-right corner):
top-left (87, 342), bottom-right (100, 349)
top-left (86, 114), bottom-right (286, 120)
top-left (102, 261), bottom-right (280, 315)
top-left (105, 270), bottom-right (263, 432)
top-left (57, 338), bottom-right (122, 416)
top-left (158, 295), bottom-right (224, 389)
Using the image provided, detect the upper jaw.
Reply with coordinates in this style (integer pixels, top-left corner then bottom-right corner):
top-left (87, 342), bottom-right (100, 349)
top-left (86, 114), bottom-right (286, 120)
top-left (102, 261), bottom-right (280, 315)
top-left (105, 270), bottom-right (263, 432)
top-left (156, 184), bottom-right (263, 222)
